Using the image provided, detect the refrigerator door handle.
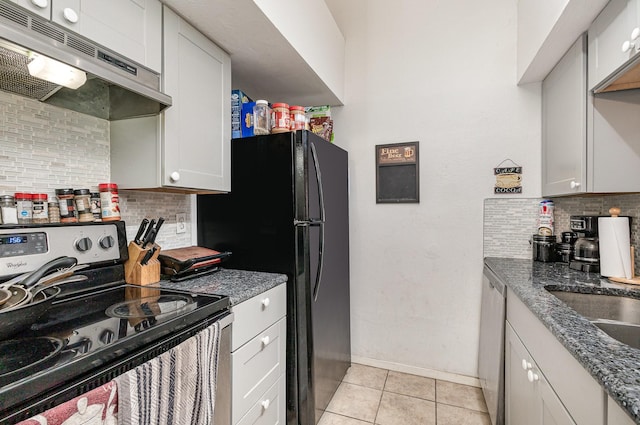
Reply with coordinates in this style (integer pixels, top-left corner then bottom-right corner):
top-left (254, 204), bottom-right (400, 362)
top-left (310, 142), bottom-right (326, 301)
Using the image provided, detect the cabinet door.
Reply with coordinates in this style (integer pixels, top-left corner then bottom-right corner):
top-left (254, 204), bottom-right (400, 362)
top-left (542, 35), bottom-right (587, 196)
top-left (588, 0), bottom-right (639, 91)
top-left (12, 0), bottom-right (51, 19)
top-left (505, 323), bottom-right (538, 425)
top-left (51, 0), bottom-right (161, 72)
top-left (162, 7), bottom-right (231, 192)
top-left (539, 374), bottom-right (577, 425)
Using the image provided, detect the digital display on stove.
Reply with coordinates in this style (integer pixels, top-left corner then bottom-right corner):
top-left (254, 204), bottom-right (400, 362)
top-left (0, 235), bottom-right (27, 245)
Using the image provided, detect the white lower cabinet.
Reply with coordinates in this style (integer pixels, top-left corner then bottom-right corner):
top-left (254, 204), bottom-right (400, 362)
top-left (231, 285), bottom-right (286, 425)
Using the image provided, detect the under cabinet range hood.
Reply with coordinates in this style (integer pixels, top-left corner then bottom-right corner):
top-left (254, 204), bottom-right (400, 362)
top-left (0, 2), bottom-right (171, 120)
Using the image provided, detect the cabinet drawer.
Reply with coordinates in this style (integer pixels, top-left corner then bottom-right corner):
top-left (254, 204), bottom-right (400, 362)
top-left (236, 376), bottom-right (285, 425)
top-left (232, 317), bottom-right (286, 423)
top-left (231, 284), bottom-right (286, 351)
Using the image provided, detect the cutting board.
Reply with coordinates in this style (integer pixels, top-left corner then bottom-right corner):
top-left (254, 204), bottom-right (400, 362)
top-left (158, 246), bottom-right (229, 273)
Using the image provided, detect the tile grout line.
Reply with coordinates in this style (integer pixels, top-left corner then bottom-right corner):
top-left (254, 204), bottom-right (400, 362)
top-left (372, 370), bottom-right (389, 425)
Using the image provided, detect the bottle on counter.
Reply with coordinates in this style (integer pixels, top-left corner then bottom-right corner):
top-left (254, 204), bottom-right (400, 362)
top-left (56, 188), bottom-right (77, 223)
top-left (74, 189), bottom-right (94, 222)
top-left (48, 201), bottom-right (60, 223)
top-left (290, 105), bottom-right (307, 131)
top-left (99, 183), bottom-right (121, 221)
top-left (253, 100), bottom-right (271, 135)
top-left (0, 195), bottom-right (17, 224)
top-left (90, 192), bottom-right (102, 222)
top-left (32, 193), bottom-right (49, 224)
top-left (15, 193), bottom-right (33, 224)
top-left (537, 199), bottom-right (554, 236)
top-left (271, 103), bottom-right (290, 133)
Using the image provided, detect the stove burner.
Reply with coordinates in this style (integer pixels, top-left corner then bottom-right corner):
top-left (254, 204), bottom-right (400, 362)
top-left (0, 337), bottom-right (64, 382)
top-left (105, 294), bottom-right (194, 319)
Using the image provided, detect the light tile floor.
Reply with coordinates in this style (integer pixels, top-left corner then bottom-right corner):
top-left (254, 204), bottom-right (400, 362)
top-left (319, 363), bottom-right (491, 425)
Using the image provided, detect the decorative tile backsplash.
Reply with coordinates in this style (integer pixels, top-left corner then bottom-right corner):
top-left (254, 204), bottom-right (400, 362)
top-left (0, 91), bottom-right (193, 249)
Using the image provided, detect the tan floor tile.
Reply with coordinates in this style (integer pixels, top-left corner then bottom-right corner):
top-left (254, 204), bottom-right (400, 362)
top-left (375, 391), bottom-right (436, 425)
top-left (384, 370), bottom-right (435, 401)
top-left (436, 403), bottom-right (491, 425)
top-left (343, 364), bottom-right (388, 390)
top-left (326, 382), bottom-right (382, 423)
top-left (318, 412), bottom-right (374, 425)
top-left (436, 381), bottom-right (488, 412)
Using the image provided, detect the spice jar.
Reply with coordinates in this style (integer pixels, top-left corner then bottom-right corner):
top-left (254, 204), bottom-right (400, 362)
top-left (56, 188), bottom-right (77, 223)
top-left (99, 183), bottom-right (121, 221)
top-left (48, 201), bottom-right (60, 223)
top-left (90, 192), bottom-right (102, 222)
top-left (271, 103), bottom-right (290, 133)
top-left (290, 105), bottom-right (307, 131)
top-left (15, 193), bottom-right (33, 224)
top-left (32, 193), bottom-right (49, 224)
top-left (0, 195), bottom-right (17, 225)
top-left (74, 189), bottom-right (93, 222)
top-left (253, 100), bottom-right (271, 135)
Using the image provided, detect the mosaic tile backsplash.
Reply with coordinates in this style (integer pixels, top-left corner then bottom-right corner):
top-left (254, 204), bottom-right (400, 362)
top-left (0, 91), bottom-right (193, 249)
top-left (484, 195), bottom-right (640, 275)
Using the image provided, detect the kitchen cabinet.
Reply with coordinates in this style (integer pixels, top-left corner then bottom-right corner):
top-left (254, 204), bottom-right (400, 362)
top-left (588, 0), bottom-right (640, 91)
top-left (231, 284), bottom-right (286, 425)
top-left (542, 35), bottom-right (587, 196)
top-left (10, 0), bottom-right (51, 19)
top-left (50, 0), bottom-right (161, 72)
top-left (608, 396), bottom-right (636, 425)
top-left (110, 6), bottom-right (231, 193)
top-left (506, 288), bottom-right (604, 425)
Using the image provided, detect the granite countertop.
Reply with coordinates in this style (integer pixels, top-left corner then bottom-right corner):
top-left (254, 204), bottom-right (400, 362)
top-left (485, 257), bottom-right (640, 423)
top-left (154, 268), bottom-right (287, 305)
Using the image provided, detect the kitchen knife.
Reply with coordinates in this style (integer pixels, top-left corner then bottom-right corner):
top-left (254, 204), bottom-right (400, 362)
top-left (146, 217), bottom-right (164, 247)
top-left (140, 219), bottom-right (156, 247)
top-left (134, 218), bottom-right (150, 245)
top-left (140, 247), bottom-right (156, 265)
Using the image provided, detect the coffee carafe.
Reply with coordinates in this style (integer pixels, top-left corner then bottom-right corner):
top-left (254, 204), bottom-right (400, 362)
top-left (569, 215), bottom-right (601, 272)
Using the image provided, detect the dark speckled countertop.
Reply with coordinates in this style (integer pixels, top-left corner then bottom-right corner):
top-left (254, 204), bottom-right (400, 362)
top-left (152, 268), bottom-right (287, 305)
top-left (485, 257), bottom-right (640, 424)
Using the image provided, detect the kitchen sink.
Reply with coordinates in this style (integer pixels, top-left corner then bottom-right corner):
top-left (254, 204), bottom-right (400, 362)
top-left (546, 290), bottom-right (640, 349)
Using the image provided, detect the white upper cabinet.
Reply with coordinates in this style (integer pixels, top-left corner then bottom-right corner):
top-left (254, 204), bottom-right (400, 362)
top-left (50, 0), bottom-right (162, 72)
top-left (588, 0), bottom-right (640, 91)
top-left (160, 0), bottom-right (345, 106)
top-left (10, 0), bottom-right (51, 19)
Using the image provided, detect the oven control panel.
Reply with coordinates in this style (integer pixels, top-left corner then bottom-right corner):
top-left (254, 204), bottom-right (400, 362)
top-left (0, 224), bottom-right (122, 277)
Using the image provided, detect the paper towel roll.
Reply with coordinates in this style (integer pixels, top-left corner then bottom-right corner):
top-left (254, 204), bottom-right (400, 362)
top-left (598, 216), bottom-right (632, 279)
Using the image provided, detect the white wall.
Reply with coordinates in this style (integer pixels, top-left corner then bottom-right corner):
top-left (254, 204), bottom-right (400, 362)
top-left (325, 0), bottom-right (542, 380)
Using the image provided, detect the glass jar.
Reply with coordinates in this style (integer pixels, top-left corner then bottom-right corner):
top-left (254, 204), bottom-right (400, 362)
top-left (271, 103), bottom-right (290, 133)
top-left (48, 201), bottom-right (60, 223)
top-left (15, 193), bottom-right (33, 224)
top-left (0, 195), bottom-right (17, 225)
top-left (56, 188), bottom-right (77, 223)
top-left (290, 105), bottom-right (307, 131)
top-left (32, 193), bottom-right (49, 224)
top-left (90, 192), bottom-right (102, 222)
top-left (74, 189), bottom-right (93, 222)
top-left (253, 100), bottom-right (271, 135)
top-left (99, 183), bottom-right (121, 221)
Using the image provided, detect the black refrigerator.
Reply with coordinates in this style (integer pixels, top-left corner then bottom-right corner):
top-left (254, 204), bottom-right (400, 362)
top-left (197, 130), bottom-right (351, 425)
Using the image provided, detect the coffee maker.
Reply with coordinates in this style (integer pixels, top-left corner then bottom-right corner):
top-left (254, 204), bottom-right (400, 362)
top-left (569, 215), bottom-right (601, 272)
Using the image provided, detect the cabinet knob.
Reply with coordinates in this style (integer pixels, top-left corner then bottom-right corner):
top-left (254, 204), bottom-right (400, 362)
top-left (261, 335), bottom-right (270, 347)
top-left (570, 180), bottom-right (581, 189)
top-left (63, 7), bottom-right (79, 23)
top-left (521, 359), bottom-right (532, 370)
top-left (169, 171), bottom-right (181, 182)
top-left (31, 0), bottom-right (48, 8)
top-left (527, 370), bottom-right (539, 383)
top-left (261, 399), bottom-right (271, 410)
top-left (261, 297), bottom-right (270, 308)
top-left (632, 27), bottom-right (640, 41)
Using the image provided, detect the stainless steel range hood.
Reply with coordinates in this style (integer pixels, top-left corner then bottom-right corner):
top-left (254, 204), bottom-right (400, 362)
top-left (0, 2), bottom-right (171, 120)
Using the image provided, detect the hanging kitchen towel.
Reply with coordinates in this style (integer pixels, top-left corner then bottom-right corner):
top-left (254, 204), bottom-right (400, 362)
top-left (115, 321), bottom-right (220, 425)
top-left (599, 216), bottom-right (633, 279)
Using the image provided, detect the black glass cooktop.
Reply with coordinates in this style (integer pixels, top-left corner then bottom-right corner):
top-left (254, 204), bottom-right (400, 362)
top-left (0, 283), bottom-right (229, 421)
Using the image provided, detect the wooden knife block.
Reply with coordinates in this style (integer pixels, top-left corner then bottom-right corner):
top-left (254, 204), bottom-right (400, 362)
top-left (124, 242), bottom-right (161, 286)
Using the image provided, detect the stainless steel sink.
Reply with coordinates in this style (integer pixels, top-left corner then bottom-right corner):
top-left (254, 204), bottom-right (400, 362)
top-left (547, 290), bottom-right (640, 349)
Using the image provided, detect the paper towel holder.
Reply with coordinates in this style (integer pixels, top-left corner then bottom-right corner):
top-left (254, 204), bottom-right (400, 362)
top-left (605, 207), bottom-right (640, 285)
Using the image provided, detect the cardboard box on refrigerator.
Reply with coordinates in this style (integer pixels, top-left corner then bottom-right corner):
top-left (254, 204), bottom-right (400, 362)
top-left (231, 89), bottom-right (252, 139)
top-left (241, 101), bottom-right (257, 137)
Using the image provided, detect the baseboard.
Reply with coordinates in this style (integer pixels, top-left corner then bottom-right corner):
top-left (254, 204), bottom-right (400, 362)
top-left (350, 355), bottom-right (481, 388)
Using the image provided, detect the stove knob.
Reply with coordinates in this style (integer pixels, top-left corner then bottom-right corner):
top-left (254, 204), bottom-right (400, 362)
top-left (100, 329), bottom-right (115, 345)
top-left (99, 235), bottom-right (115, 249)
top-left (75, 237), bottom-right (92, 252)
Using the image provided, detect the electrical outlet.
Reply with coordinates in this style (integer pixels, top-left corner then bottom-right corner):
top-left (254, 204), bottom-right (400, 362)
top-left (176, 213), bottom-right (186, 234)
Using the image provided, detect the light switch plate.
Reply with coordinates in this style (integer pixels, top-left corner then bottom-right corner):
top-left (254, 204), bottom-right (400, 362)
top-left (176, 213), bottom-right (186, 234)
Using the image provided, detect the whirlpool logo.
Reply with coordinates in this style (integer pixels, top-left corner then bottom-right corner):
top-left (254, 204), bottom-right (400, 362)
top-left (6, 261), bottom-right (27, 269)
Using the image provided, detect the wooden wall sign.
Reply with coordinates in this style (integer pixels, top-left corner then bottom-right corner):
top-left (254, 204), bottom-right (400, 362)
top-left (494, 159), bottom-right (522, 194)
top-left (376, 142), bottom-right (419, 203)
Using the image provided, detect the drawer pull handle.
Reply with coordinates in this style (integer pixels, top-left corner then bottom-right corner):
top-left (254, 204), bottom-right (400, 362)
top-left (261, 297), bottom-right (270, 308)
top-left (261, 336), bottom-right (270, 347)
top-left (521, 359), bottom-right (531, 370)
top-left (261, 399), bottom-right (271, 410)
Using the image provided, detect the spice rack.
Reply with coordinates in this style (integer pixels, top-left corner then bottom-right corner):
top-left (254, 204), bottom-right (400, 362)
top-left (124, 242), bottom-right (161, 286)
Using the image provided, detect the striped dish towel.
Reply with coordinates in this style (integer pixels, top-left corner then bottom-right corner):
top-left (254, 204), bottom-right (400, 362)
top-left (115, 321), bottom-right (221, 425)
